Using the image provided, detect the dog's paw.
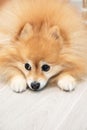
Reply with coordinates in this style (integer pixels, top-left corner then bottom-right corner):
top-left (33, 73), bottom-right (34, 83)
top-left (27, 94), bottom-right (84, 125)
top-left (10, 76), bottom-right (27, 93)
top-left (57, 75), bottom-right (77, 92)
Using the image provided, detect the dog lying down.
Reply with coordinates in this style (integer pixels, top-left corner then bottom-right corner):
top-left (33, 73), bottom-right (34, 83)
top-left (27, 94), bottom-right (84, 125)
top-left (0, 0), bottom-right (87, 93)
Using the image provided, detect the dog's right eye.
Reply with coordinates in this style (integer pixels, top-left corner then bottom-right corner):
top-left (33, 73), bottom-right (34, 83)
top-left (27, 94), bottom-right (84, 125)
top-left (25, 63), bottom-right (31, 71)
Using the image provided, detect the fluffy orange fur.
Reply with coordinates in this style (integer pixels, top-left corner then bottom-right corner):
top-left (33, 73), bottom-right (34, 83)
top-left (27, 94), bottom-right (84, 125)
top-left (0, 0), bottom-right (87, 92)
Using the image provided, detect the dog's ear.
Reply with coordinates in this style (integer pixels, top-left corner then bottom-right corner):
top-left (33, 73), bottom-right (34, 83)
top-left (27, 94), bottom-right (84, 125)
top-left (49, 26), bottom-right (60, 40)
top-left (19, 23), bottom-right (33, 41)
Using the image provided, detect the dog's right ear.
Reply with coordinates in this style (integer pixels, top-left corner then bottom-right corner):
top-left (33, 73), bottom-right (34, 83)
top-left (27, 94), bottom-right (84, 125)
top-left (18, 23), bottom-right (33, 41)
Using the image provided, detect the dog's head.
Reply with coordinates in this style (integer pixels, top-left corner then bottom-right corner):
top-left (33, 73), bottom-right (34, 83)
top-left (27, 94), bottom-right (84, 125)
top-left (6, 23), bottom-right (65, 91)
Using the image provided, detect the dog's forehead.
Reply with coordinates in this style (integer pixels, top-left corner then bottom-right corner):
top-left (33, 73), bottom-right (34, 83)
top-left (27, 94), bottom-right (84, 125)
top-left (23, 35), bottom-right (60, 64)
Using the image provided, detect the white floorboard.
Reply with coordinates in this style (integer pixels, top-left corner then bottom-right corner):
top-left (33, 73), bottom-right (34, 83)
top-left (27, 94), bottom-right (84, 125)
top-left (0, 80), bottom-right (87, 130)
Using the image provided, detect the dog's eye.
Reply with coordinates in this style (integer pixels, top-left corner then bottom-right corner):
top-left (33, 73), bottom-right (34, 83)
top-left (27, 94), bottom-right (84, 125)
top-left (41, 64), bottom-right (50, 72)
top-left (25, 63), bottom-right (31, 71)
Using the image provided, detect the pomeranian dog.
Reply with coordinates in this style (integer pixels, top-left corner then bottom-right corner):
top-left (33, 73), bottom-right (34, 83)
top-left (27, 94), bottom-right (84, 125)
top-left (0, 0), bottom-right (87, 92)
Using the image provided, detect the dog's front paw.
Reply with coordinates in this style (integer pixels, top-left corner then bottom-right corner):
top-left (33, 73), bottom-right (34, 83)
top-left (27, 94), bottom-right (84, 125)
top-left (57, 75), bottom-right (77, 92)
top-left (10, 76), bottom-right (27, 93)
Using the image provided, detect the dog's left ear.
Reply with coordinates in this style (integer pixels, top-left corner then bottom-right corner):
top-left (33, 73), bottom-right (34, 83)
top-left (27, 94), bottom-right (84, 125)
top-left (19, 23), bottom-right (33, 41)
top-left (49, 26), bottom-right (60, 40)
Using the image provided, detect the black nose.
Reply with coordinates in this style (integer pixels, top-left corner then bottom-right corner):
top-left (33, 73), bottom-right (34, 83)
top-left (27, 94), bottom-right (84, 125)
top-left (31, 81), bottom-right (40, 90)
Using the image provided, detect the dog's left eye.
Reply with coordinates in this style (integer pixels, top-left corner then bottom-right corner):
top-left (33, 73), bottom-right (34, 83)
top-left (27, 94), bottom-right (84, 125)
top-left (41, 64), bottom-right (50, 72)
top-left (25, 63), bottom-right (31, 71)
